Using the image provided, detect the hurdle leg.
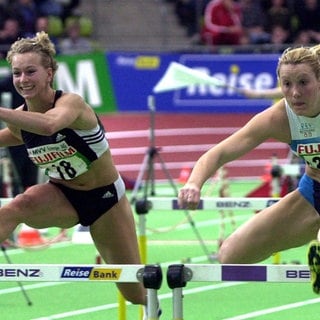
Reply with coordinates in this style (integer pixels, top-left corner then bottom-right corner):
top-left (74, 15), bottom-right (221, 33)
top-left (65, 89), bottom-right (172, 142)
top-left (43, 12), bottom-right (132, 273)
top-left (167, 264), bottom-right (190, 320)
top-left (172, 287), bottom-right (183, 320)
top-left (135, 205), bottom-right (148, 264)
top-left (141, 265), bottom-right (163, 320)
top-left (135, 200), bottom-right (149, 319)
top-left (92, 241), bottom-right (127, 319)
top-left (118, 291), bottom-right (126, 320)
top-left (145, 288), bottom-right (160, 320)
top-left (271, 158), bottom-right (282, 264)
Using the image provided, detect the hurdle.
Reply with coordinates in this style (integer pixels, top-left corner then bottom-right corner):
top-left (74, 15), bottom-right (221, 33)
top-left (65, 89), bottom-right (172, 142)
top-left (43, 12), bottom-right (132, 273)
top-left (166, 263), bottom-right (310, 320)
top-left (0, 196), bottom-right (296, 320)
top-left (137, 196), bottom-right (281, 212)
top-left (0, 263), bottom-right (162, 320)
top-left (135, 195), bottom-right (306, 318)
top-left (0, 262), bottom-right (312, 319)
top-left (135, 196), bottom-right (282, 263)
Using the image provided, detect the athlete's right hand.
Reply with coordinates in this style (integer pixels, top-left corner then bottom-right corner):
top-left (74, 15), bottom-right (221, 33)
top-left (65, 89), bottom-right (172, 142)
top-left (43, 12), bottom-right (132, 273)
top-left (178, 183), bottom-right (201, 210)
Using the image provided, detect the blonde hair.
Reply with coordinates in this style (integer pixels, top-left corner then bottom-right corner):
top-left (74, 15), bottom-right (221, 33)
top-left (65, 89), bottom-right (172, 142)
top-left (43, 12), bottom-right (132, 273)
top-left (311, 44), bottom-right (320, 56)
top-left (277, 46), bottom-right (320, 79)
top-left (6, 31), bottom-right (58, 74)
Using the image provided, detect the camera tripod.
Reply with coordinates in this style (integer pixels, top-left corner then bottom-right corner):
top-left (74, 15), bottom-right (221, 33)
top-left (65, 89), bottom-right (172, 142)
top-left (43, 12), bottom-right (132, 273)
top-left (130, 96), bottom-right (213, 261)
top-left (130, 96), bottom-right (176, 203)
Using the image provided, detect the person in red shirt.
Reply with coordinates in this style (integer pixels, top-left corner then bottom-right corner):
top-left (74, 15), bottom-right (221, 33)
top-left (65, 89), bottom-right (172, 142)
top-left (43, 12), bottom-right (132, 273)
top-left (200, 0), bottom-right (243, 45)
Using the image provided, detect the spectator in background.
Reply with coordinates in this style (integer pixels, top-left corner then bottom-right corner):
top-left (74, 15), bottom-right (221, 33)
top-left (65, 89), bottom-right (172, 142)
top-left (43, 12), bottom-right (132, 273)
top-left (59, 0), bottom-right (81, 22)
top-left (34, 0), bottom-right (80, 23)
top-left (6, 0), bottom-right (39, 37)
top-left (0, 74), bottom-right (38, 195)
top-left (34, 0), bottom-right (63, 18)
top-left (269, 24), bottom-right (290, 50)
top-left (174, 0), bottom-right (208, 37)
top-left (240, 0), bottom-right (270, 44)
top-left (34, 15), bottom-right (60, 53)
top-left (0, 3), bottom-right (9, 30)
top-left (293, 29), bottom-right (312, 46)
top-left (200, 0), bottom-right (244, 46)
top-left (35, 15), bottom-right (52, 34)
top-left (265, 0), bottom-right (291, 34)
top-left (0, 17), bottom-right (22, 59)
top-left (293, 0), bottom-right (320, 43)
top-left (59, 18), bottom-right (93, 55)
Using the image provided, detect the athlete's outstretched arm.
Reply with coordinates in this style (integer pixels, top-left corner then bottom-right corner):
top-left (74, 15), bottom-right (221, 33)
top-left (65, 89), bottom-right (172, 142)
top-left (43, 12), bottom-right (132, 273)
top-left (0, 127), bottom-right (23, 147)
top-left (178, 101), bottom-right (289, 209)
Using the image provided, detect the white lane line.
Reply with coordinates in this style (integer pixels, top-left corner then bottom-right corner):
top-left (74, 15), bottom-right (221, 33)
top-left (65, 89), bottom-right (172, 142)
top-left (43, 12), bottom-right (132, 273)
top-left (223, 297), bottom-right (320, 320)
top-left (0, 282), bottom-right (67, 295)
top-left (31, 282), bottom-right (246, 320)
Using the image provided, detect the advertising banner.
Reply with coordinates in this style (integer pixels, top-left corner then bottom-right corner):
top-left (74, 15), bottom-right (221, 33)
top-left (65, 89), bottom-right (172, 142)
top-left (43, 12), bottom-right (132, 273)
top-left (0, 51), bottom-right (280, 114)
top-left (107, 52), bottom-right (280, 113)
top-left (55, 52), bottom-right (116, 113)
top-left (0, 52), bottom-right (115, 114)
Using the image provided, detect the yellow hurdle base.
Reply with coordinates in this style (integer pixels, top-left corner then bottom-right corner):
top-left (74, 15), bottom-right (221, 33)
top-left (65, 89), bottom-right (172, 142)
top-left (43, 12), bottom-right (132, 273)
top-left (272, 252), bottom-right (281, 264)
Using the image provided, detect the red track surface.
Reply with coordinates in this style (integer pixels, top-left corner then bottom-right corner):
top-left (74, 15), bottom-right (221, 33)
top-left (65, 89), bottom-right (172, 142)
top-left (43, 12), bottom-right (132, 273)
top-left (101, 113), bottom-right (290, 181)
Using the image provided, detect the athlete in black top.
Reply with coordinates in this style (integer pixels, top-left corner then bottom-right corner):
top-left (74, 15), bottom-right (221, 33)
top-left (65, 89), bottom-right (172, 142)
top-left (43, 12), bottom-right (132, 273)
top-left (0, 31), bottom-right (147, 307)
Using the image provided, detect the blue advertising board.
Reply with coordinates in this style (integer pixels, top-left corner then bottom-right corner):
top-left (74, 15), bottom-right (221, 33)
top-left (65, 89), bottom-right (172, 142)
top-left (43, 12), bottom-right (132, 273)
top-left (107, 52), bottom-right (280, 113)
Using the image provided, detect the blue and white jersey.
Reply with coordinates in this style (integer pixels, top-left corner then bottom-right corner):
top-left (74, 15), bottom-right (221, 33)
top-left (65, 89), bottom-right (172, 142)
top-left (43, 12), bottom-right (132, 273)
top-left (286, 100), bottom-right (320, 169)
top-left (21, 91), bottom-right (109, 180)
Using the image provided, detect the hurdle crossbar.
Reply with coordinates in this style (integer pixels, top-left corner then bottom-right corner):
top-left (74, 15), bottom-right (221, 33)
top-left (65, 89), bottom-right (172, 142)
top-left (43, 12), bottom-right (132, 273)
top-left (179, 264), bottom-right (310, 283)
top-left (146, 197), bottom-right (281, 211)
top-left (0, 263), bottom-right (309, 283)
top-left (0, 264), bottom-right (145, 282)
top-left (0, 263), bottom-right (163, 320)
top-left (167, 264), bottom-right (310, 320)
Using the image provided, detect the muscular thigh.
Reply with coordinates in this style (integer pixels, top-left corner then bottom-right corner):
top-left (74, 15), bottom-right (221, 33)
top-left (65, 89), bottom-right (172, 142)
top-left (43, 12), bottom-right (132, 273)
top-left (236, 190), bottom-right (320, 250)
top-left (10, 182), bottom-right (79, 229)
top-left (90, 196), bottom-right (141, 264)
top-left (219, 190), bottom-right (320, 263)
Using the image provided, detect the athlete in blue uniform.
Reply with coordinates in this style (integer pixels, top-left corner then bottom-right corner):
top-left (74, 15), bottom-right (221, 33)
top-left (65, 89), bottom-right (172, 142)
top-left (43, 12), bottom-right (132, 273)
top-left (178, 45), bottom-right (320, 294)
top-left (0, 31), bottom-right (148, 309)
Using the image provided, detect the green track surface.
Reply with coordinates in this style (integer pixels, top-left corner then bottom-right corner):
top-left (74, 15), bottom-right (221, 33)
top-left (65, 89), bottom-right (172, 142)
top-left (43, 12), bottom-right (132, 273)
top-left (0, 180), bottom-right (318, 320)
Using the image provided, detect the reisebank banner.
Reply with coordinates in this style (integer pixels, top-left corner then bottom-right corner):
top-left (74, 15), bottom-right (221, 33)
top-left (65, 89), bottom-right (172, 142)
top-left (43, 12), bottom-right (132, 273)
top-left (107, 52), bottom-right (279, 113)
top-left (0, 51), bottom-right (280, 114)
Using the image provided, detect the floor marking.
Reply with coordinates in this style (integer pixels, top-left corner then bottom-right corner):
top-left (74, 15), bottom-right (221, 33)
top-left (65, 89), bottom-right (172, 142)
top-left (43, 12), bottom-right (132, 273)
top-left (31, 282), bottom-right (246, 320)
top-left (223, 297), bottom-right (320, 320)
top-left (0, 282), bottom-right (67, 295)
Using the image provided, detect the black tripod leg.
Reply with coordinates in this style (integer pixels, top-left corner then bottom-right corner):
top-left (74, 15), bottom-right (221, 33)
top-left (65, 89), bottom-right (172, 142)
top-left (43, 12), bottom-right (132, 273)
top-left (131, 146), bottom-right (159, 203)
top-left (155, 153), bottom-right (213, 261)
top-left (146, 147), bottom-right (158, 196)
top-left (130, 151), bottom-right (151, 204)
top-left (1, 245), bottom-right (33, 306)
top-left (155, 151), bottom-right (178, 194)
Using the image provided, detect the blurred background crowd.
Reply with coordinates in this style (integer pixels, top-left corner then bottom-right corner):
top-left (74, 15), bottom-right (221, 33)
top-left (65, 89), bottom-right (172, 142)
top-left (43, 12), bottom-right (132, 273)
top-left (0, 0), bottom-right (94, 58)
top-left (171, 0), bottom-right (320, 52)
top-left (1, 0), bottom-right (319, 57)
